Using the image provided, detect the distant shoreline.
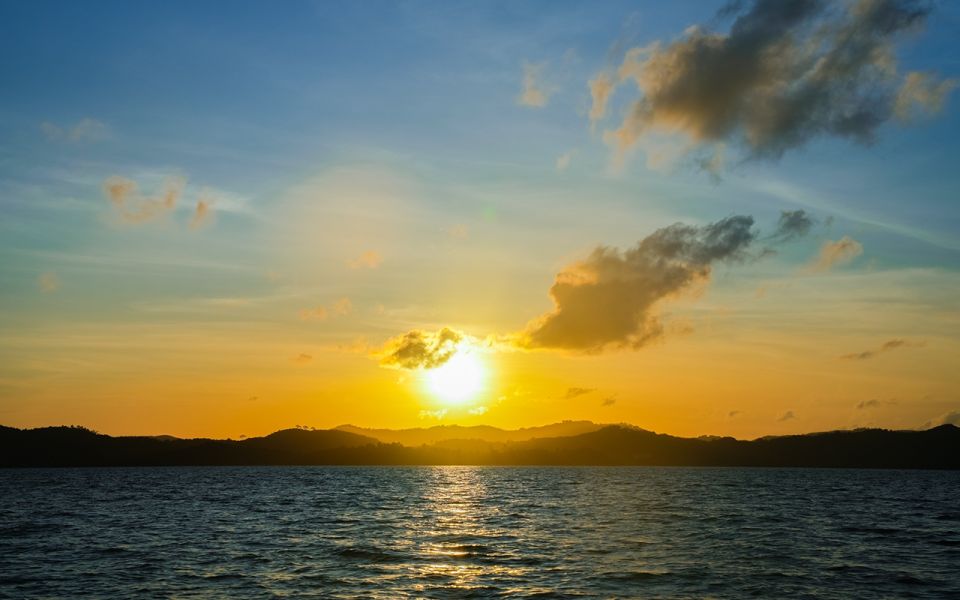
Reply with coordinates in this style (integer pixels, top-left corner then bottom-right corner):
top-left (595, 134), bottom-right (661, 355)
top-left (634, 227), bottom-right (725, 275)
top-left (3, 423), bottom-right (958, 469)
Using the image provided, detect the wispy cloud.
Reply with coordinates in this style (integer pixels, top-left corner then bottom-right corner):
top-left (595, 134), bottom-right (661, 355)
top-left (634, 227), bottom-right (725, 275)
top-left (555, 150), bottom-right (574, 172)
top-left (347, 250), bottom-right (382, 270)
top-left (807, 236), bottom-right (863, 272)
top-left (778, 410), bottom-right (796, 422)
top-left (103, 175), bottom-right (184, 225)
top-left (590, 0), bottom-right (953, 167)
top-left (41, 118), bottom-right (109, 142)
top-left (841, 339), bottom-right (923, 361)
top-left (518, 61), bottom-right (550, 108)
top-left (563, 387), bottom-right (596, 400)
top-left (299, 297), bottom-right (352, 322)
top-left (293, 353), bottom-right (313, 364)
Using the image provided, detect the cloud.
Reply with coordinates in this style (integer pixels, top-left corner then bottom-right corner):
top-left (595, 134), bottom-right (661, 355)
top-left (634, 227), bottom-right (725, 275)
top-left (37, 272), bottom-right (59, 293)
top-left (601, 395), bottom-right (617, 407)
top-left (299, 306), bottom-right (329, 321)
top-left (857, 399), bottom-right (882, 409)
top-left (895, 71), bottom-right (958, 121)
top-left (299, 297), bottom-right (352, 321)
top-left (588, 72), bottom-right (615, 123)
top-left (592, 0), bottom-right (952, 166)
top-left (769, 209), bottom-right (815, 242)
top-left (468, 406), bottom-right (488, 416)
top-left (518, 61), bottom-right (550, 107)
top-left (808, 236), bottom-right (863, 272)
top-left (347, 250), bottom-right (382, 269)
top-left (934, 410), bottom-right (960, 426)
top-left (103, 175), bottom-right (184, 224)
top-left (728, 410), bottom-right (742, 418)
top-left (556, 151), bottom-right (574, 171)
top-left (563, 387), bottom-right (596, 399)
top-left (41, 117), bottom-right (109, 142)
top-left (379, 327), bottom-right (464, 370)
top-left (841, 338), bottom-right (923, 360)
top-left (778, 410), bottom-right (796, 422)
top-left (419, 408), bottom-right (448, 420)
top-left (189, 198), bottom-right (213, 229)
top-left (293, 353), bottom-right (313, 364)
top-left (332, 297), bottom-right (353, 316)
top-left (516, 215), bottom-right (759, 352)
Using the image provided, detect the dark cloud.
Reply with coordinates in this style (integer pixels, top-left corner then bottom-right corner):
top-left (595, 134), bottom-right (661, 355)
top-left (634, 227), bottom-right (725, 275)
top-left (841, 338), bottom-right (923, 360)
top-left (594, 0), bottom-right (954, 164)
top-left (857, 399), bottom-right (881, 409)
top-left (778, 410), bottom-right (796, 422)
top-left (379, 327), bottom-right (463, 370)
top-left (728, 410), bottom-right (742, 418)
top-left (769, 210), bottom-right (815, 242)
top-left (601, 396), bottom-right (617, 407)
top-left (517, 215), bottom-right (757, 352)
top-left (563, 387), bottom-right (596, 399)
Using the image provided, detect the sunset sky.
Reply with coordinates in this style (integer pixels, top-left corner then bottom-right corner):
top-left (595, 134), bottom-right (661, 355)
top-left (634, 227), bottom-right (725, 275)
top-left (1, 0), bottom-right (958, 439)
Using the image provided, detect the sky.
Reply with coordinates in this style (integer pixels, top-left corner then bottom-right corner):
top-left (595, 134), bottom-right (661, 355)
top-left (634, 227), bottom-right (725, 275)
top-left (1, 0), bottom-right (959, 439)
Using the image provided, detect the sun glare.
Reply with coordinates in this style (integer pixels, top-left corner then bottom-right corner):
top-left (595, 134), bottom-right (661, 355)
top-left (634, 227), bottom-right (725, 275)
top-left (425, 349), bottom-right (486, 405)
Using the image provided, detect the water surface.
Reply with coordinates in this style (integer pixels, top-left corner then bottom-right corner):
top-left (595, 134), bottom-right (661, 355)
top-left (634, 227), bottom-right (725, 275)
top-left (1, 467), bottom-right (958, 598)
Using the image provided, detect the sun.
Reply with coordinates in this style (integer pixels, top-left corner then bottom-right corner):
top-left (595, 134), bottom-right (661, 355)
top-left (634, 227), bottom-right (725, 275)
top-left (425, 349), bottom-right (486, 405)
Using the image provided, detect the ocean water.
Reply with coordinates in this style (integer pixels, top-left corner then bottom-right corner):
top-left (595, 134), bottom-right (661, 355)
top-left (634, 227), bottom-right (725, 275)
top-left (1, 467), bottom-right (958, 599)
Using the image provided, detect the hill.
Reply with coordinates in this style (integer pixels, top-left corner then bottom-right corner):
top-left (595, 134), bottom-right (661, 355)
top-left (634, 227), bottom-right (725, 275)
top-left (0, 423), bottom-right (957, 468)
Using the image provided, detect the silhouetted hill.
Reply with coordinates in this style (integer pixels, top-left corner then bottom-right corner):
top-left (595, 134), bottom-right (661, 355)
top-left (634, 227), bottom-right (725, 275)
top-left (334, 420), bottom-right (603, 446)
top-left (1, 423), bottom-right (957, 468)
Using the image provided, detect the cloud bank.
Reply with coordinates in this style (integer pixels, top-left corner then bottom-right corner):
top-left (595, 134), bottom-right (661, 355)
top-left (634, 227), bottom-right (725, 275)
top-left (592, 0), bottom-right (955, 164)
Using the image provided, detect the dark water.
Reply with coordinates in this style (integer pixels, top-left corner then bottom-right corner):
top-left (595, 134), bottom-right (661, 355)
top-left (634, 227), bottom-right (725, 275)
top-left (1, 467), bottom-right (958, 599)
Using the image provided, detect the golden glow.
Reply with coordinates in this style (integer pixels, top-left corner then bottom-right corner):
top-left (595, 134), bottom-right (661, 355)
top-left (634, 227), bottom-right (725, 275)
top-left (425, 350), bottom-right (486, 405)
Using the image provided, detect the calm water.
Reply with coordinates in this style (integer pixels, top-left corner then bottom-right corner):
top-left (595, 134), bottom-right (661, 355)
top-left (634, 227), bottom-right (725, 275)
top-left (1, 467), bottom-right (958, 599)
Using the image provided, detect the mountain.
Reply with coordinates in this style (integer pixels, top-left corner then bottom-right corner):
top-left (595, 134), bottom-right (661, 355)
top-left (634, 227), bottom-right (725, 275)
top-left (1, 423), bottom-right (957, 468)
top-left (334, 420), bottom-right (604, 446)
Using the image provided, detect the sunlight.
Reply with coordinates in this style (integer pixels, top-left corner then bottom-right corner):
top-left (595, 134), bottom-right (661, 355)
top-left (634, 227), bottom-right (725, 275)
top-left (425, 349), bottom-right (486, 405)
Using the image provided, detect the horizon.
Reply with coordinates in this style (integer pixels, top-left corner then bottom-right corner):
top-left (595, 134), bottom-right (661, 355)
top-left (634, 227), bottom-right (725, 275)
top-left (2, 0), bottom-right (959, 441)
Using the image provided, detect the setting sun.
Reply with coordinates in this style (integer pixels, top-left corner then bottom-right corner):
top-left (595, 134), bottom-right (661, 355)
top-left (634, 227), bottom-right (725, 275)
top-left (424, 350), bottom-right (486, 405)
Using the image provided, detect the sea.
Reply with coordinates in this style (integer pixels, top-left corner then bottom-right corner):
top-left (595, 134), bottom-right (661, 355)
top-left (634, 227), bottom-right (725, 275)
top-left (1, 467), bottom-right (958, 598)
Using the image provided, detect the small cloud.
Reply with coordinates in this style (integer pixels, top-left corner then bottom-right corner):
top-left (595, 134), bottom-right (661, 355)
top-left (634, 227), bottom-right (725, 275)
top-left (840, 339), bottom-right (923, 361)
top-left (293, 353), bottom-right (312, 364)
top-left (332, 297), bottom-right (353, 316)
top-left (41, 117), bottom-right (109, 142)
top-left (300, 298), bottom-right (353, 322)
top-left (778, 410), bottom-right (795, 422)
top-left (347, 250), bottom-right (382, 269)
top-left (189, 197), bottom-right (213, 229)
top-left (378, 327), bottom-right (465, 370)
top-left (807, 236), bottom-right (863, 272)
top-left (857, 399), bottom-right (882, 410)
top-left (518, 61), bottom-right (550, 108)
top-left (768, 210), bottom-right (815, 243)
top-left (468, 406), bottom-right (488, 416)
top-left (419, 408), bottom-right (448, 420)
top-left (447, 224), bottom-right (469, 240)
top-left (601, 395), bottom-right (617, 407)
top-left (895, 72), bottom-right (958, 121)
top-left (103, 175), bottom-right (184, 225)
top-left (563, 387), bottom-right (596, 400)
top-left (37, 272), bottom-right (59, 293)
top-left (556, 150), bottom-right (574, 171)
top-left (588, 71), bottom-right (614, 124)
top-left (299, 306), bottom-right (329, 321)
top-left (728, 410), bottom-right (742, 418)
